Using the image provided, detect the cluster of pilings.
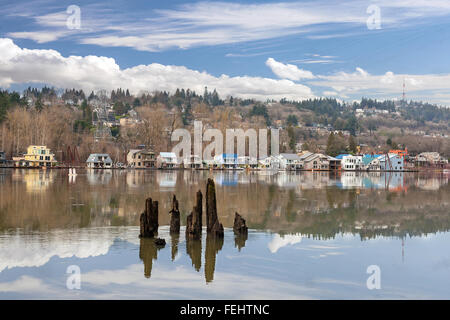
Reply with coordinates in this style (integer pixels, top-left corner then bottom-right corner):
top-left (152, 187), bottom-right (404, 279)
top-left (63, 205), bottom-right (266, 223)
top-left (139, 178), bottom-right (248, 241)
top-left (139, 178), bottom-right (248, 280)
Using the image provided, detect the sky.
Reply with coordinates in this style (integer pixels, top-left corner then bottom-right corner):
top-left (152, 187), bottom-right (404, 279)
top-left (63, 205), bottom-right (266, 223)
top-left (1, 0), bottom-right (450, 104)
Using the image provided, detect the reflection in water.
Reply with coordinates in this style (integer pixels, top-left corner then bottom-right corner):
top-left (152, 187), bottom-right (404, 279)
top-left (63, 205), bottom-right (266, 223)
top-left (171, 233), bottom-right (180, 261)
top-left (186, 236), bottom-right (202, 272)
top-left (205, 233), bottom-right (224, 283)
top-left (0, 169), bottom-right (450, 297)
top-left (234, 233), bottom-right (248, 251)
top-left (0, 169), bottom-right (449, 239)
top-left (139, 238), bottom-right (165, 278)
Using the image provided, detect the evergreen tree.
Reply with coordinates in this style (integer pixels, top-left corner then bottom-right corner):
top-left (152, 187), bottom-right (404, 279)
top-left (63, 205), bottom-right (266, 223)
top-left (348, 135), bottom-right (357, 154)
top-left (35, 97), bottom-right (43, 112)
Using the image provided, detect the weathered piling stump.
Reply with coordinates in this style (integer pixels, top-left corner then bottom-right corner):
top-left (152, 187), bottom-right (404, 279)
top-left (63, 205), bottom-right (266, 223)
top-left (169, 195), bottom-right (180, 234)
top-left (233, 212), bottom-right (248, 235)
top-left (186, 190), bottom-right (203, 239)
top-left (206, 178), bottom-right (217, 232)
top-left (154, 238), bottom-right (166, 246)
top-left (206, 178), bottom-right (224, 238)
top-left (139, 198), bottom-right (159, 238)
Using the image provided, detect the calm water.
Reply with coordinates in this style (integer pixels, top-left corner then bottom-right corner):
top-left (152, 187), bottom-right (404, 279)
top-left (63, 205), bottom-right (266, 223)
top-left (0, 168), bottom-right (449, 299)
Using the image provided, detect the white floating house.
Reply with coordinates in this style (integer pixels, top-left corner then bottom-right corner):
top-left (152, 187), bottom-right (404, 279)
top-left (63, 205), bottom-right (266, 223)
top-left (214, 153), bottom-right (238, 169)
top-left (237, 156), bottom-right (258, 168)
top-left (277, 153), bottom-right (302, 170)
top-left (341, 155), bottom-right (364, 171)
top-left (183, 155), bottom-right (202, 169)
top-left (259, 155), bottom-right (280, 170)
top-left (375, 153), bottom-right (404, 171)
top-left (157, 152), bottom-right (178, 168)
top-left (86, 153), bottom-right (113, 169)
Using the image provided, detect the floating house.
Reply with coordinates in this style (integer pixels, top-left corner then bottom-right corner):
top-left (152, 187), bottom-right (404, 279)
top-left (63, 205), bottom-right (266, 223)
top-left (277, 153), bottom-right (302, 170)
top-left (157, 152), bottom-right (178, 168)
top-left (415, 152), bottom-right (448, 168)
top-left (86, 153), bottom-right (113, 168)
top-left (341, 155), bottom-right (364, 171)
top-left (183, 155), bottom-right (202, 169)
top-left (237, 156), bottom-right (258, 168)
top-left (362, 154), bottom-right (381, 171)
top-left (377, 153), bottom-right (404, 171)
top-left (214, 153), bottom-right (238, 169)
top-left (127, 149), bottom-right (156, 168)
top-left (258, 155), bottom-right (280, 169)
top-left (328, 156), bottom-right (341, 171)
top-left (302, 153), bottom-right (330, 170)
top-left (0, 151), bottom-right (6, 166)
top-left (14, 146), bottom-right (57, 168)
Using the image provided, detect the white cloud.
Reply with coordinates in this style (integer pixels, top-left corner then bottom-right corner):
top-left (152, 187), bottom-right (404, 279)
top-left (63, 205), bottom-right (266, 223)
top-left (268, 233), bottom-right (302, 253)
top-left (2, 38), bottom-right (450, 104)
top-left (311, 68), bottom-right (450, 104)
top-left (8, 1), bottom-right (450, 50)
top-left (0, 227), bottom-right (137, 272)
top-left (266, 58), bottom-right (315, 80)
top-left (0, 38), bottom-right (315, 101)
top-left (8, 30), bottom-right (71, 43)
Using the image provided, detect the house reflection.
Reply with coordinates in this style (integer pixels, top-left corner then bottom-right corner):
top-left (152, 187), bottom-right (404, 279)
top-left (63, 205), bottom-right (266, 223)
top-left (86, 169), bottom-right (112, 185)
top-left (20, 170), bottom-right (56, 193)
top-left (157, 171), bottom-right (177, 189)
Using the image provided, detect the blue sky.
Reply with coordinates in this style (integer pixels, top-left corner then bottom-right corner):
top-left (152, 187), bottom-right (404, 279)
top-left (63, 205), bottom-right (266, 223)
top-left (1, 0), bottom-right (450, 104)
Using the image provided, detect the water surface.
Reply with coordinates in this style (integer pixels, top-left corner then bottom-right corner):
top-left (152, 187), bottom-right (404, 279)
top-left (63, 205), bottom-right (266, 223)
top-left (0, 169), bottom-right (449, 299)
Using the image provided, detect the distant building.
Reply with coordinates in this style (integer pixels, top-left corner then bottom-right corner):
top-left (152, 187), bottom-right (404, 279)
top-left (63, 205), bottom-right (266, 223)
top-left (183, 155), bottom-right (202, 169)
top-left (127, 149), bottom-right (156, 168)
top-left (237, 156), bottom-right (258, 168)
top-left (14, 146), bottom-right (57, 168)
top-left (86, 154), bottom-right (113, 168)
top-left (341, 155), bottom-right (364, 171)
top-left (362, 154), bottom-right (381, 171)
top-left (277, 153), bottom-right (302, 170)
top-left (157, 152), bottom-right (178, 168)
top-left (0, 151), bottom-right (6, 164)
top-left (214, 153), bottom-right (238, 169)
top-left (377, 153), bottom-right (404, 171)
top-left (328, 156), bottom-right (341, 171)
top-left (302, 153), bottom-right (330, 170)
top-left (415, 152), bottom-right (448, 168)
top-left (258, 155), bottom-right (280, 169)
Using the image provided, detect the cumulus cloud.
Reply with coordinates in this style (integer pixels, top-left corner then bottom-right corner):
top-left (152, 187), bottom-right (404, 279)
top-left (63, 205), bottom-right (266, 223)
top-left (0, 38), bottom-right (315, 101)
top-left (311, 68), bottom-right (450, 104)
top-left (266, 58), bottom-right (315, 80)
top-left (2, 38), bottom-right (450, 104)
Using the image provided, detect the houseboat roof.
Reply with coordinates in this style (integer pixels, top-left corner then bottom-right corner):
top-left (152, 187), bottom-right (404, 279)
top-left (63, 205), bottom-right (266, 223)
top-left (335, 154), bottom-right (351, 159)
top-left (279, 153), bottom-right (301, 160)
top-left (86, 154), bottom-right (112, 163)
top-left (298, 152), bottom-right (314, 160)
